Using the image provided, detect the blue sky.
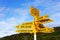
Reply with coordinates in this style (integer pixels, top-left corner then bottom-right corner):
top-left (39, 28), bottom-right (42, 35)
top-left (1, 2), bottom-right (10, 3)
top-left (0, 0), bottom-right (60, 38)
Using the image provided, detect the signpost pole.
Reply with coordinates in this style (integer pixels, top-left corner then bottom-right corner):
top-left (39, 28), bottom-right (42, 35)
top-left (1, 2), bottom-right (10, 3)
top-left (34, 33), bottom-right (36, 40)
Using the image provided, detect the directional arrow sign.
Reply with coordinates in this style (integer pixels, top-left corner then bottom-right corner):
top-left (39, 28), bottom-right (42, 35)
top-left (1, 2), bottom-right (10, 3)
top-left (37, 19), bottom-right (53, 24)
top-left (30, 6), bottom-right (40, 17)
top-left (37, 15), bottom-right (49, 20)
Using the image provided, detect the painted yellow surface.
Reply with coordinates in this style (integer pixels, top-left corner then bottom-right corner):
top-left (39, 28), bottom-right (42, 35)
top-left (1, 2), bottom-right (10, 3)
top-left (16, 22), bottom-right (35, 33)
top-left (30, 6), bottom-right (39, 17)
top-left (16, 6), bottom-right (55, 33)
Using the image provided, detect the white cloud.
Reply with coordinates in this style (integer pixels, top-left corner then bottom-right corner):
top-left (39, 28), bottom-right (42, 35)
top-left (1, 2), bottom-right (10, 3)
top-left (51, 13), bottom-right (60, 17)
top-left (0, 7), bottom-right (30, 38)
top-left (0, 13), bottom-right (5, 18)
top-left (0, 7), bottom-right (10, 18)
top-left (0, 13), bottom-right (29, 37)
top-left (44, 2), bottom-right (60, 13)
top-left (45, 13), bottom-right (60, 27)
top-left (14, 8), bottom-right (29, 16)
top-left (0, 7), bottom-right (6, 12)
top-left (44, 2), bottom-right (60, 27)
top-left (0, 17), bottom-right (19, 38)
top-left (0, 7), bottom-right (6, 18)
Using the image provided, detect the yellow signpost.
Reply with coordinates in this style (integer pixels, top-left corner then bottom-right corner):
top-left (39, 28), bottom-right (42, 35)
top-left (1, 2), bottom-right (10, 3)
top-left (15, 6), bottom-right (55, 40)
top-left (30, 6), bottom-right (40, 17)
top-left (16, 22), bottom-right (34, 33)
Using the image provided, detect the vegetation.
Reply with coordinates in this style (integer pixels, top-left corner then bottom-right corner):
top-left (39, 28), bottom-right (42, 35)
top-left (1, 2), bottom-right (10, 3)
top-left (0, 26), bottom-right (60, 40)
